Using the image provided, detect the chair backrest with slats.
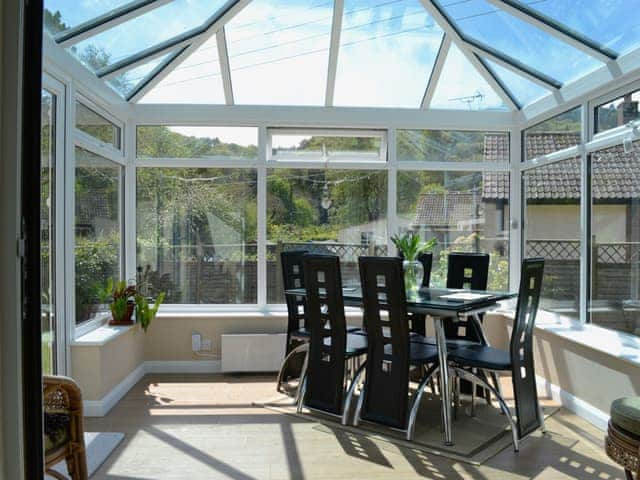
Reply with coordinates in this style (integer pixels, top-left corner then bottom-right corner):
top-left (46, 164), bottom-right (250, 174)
top-left (303, 254), bottom-right (347, 415)
top-left (358, 256), bottom-right (410, 429)
top-left (446, 252), bottom-right (490, 290)
top-left (281, 250), bottom-right (308, 349)
top-left (510, 257), bottom-right (545, 439)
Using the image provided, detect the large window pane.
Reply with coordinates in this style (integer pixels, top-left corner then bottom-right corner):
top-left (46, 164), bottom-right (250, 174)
top-left (76, 102), bottom-right (121, 149)
top-left (42, 90), bottom-right (56, 374)
top-left (397, 130), bottom-right (509, 162)
top-left (226, 0), bottom-right (332, 105)
top-left (398, 170), bottom-right (509, 291)
top-left (270, 130), bottom-right (385, 162)
top-left (267, 169), bottom-right (388, 303)
top-left (523, 158), bottom-right (580, 320)
top-left (137, 126), bottom-right (258, 160)
top-left (334, 0), bottom-right (443, 108)
top-left (523, 107), bottom-right (581, 161)
top-left (590, 142), bottom-right (640, 336)
top-left (596, 89), bottom-right (640, 134)
top-left (137, 168), bottom-right (257, 304)
top-left (75, 148), bottom-right (122, 324)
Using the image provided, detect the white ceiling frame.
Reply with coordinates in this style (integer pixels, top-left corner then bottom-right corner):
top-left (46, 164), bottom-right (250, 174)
top-left (419, 0), bottom-right (519, 111)
top-left (485, 0), bottom-right (617, 64)
top-left (421, 34), bottom-right (451, 109)
top-left (127, 0), bottom-right (253, 103)
top-left (217, 28), bottom-right (234, 105)
top-left (325, 0), bottom-right (345, 107)
top-left (55, 0), bottom-right (174, 47)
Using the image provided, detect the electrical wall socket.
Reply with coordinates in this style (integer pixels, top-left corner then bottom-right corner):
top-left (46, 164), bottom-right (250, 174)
top-left (191, 333), bottom-right (202, 352)
top-left (201, 339), bottom-right (212, 351)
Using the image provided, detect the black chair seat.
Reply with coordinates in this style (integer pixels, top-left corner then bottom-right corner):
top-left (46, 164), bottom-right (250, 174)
top-left (448, 345), bottom-right (512, 371)
top-left (383, 341), bottom-right (439, 365)
top-left (410, 333), bottom-right (478, 349)
top-left (323, 333), bottom-right (368, 356)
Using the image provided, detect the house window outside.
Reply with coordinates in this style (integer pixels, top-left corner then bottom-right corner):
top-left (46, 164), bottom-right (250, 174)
top-left (75, 101), bottom-right (121, 149)
top-left (523, 158), bottom-right (581, 320)
top-left (137, 168), bottom-right (258, 305)
top-left (589, 141), bottom-right (640, 336)
top-left (596, 88), bottom-right (640, 134)
top-left (397, 170), bottom-right (510, 291)
top-left (266, 168), bottom-right (388, 303)
top-left (523, 107), bottom-right (581, 161)
top-left (74, 147), bottom-right (122, 324)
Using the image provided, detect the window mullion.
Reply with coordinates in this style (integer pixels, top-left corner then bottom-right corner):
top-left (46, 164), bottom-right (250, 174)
top-left (387, 128), bottom-right (398, 251)
top-left (257, 126), bottom-right (268, 308)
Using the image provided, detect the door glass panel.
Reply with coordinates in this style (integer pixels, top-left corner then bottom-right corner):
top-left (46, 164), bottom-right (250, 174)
top-left (41, 89), bottom-right (56, 374)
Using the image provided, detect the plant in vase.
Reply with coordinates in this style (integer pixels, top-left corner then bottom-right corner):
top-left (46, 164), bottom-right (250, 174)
top-left (109, 280), bottom-right (138, 326)
top-left (391, 232), bottom-right (437, 294)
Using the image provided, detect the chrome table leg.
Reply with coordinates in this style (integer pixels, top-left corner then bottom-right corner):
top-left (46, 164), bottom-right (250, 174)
top-left (434, 316), bottom-right (454, 446)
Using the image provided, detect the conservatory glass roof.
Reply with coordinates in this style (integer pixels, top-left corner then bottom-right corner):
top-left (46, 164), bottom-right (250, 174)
top-left (43, 0), bottom-right (640, 111)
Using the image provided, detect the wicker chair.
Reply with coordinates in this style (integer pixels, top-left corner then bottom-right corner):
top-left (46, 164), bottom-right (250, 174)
top-left (44, 376), bottom-right (88, 480)
top-left (606, 397), bottom-right (640, 480)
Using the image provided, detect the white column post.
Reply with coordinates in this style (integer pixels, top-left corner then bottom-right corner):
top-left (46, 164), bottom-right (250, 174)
top-left (257, 126), bottom-right (268, 308)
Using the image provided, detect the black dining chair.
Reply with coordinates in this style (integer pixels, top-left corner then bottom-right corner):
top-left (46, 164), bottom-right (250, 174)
top-left (296, 254), bottom-right (368, 420)
top-left (352, 256), bottom-right (439, 440)
top-left (276, 250), bottom-right (311, 395)
top-left (447, 258), bottom-right (546, 451)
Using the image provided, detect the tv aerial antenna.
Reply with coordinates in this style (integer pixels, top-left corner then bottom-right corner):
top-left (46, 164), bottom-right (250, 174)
top-left (449, 90), bottom-right (485, 109)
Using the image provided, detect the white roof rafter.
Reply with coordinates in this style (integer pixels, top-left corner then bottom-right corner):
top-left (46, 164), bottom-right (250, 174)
top-left (421, 34), bottom-right (451, 109)
top-left (325, 0), bottom-right (344, 107)
top-left (419, 0), bottom-right (519, 111)
top-left (127, 0), bottom-right (252, 103)
top-left (217, 27), bottom-right (234, 105)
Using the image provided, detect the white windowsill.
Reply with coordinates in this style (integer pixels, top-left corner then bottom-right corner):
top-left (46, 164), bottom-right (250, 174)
top-left (498, 307), bottom-right (640, 367)
top-left (72, 323), bottom-right (138, 347)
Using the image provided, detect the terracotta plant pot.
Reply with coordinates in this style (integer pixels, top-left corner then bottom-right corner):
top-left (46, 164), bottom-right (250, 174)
top-left (109, 301), bottom-right (135, 326)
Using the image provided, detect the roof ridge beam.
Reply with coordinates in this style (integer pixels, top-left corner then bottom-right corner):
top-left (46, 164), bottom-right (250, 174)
top-left (325, 0), bottom-right (344, 107)
top-left (127, 0), bottom-right (252, 102)
top-left (419, 0), bottom-right (519, 111)
top-left (55, 0), bottom-right (173, 47)
top-left (485, 0), bottom-right (617, 63)
top-left (466, 37), bottom-right (562, 90)
top-left (97, 0), bottom-right (247, 80)
top-left (421, 34), bottom-right (451, 109)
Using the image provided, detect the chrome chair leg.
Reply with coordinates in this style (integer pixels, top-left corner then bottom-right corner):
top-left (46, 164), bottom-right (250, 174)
top-left (470, 368), bottom-right (476, 417)
top-left (353, 377), bottom-right (367, 427)
top-left (538, 401), bottom-right (547, 434)
top-left (342, 361), bottom-right (366, 425)
top-left (407, 364), bottom-right (439, 440)
top-left (276, 342), bottom-right (309, 394)
top-left (452, 367), bottom-right (519, 452)
top-left (295, 349), bottom-right (310, 413)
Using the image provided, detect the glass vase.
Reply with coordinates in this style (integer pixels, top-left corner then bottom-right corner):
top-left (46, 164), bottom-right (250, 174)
top-left (402, 259), bottom-right (423, 295)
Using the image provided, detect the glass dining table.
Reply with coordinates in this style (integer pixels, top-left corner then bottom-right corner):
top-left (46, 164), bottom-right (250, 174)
top-left (286, 285), bottom-right (516, 446)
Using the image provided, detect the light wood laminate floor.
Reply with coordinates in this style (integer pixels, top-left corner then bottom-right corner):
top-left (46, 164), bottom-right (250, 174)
top-left (86, 374), bottom-right (624, 480)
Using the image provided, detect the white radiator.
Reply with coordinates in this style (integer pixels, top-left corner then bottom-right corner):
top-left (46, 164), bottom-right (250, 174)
top-left (221, 333), bottom-right (287, 373)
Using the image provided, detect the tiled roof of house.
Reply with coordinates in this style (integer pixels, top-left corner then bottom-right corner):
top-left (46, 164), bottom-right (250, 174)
top-left (483, 134), bottom-right (640, 200)
top-left (412, 191), bottom-right (483, 228)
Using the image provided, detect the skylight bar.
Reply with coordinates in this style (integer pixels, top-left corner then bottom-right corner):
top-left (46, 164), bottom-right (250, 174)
top-left (125, 46), bottom-right (188, 101)
top-left (421, 34), bottom-right (451, 109)
top-left (325, 0), bottom-right (344, 107)
top-left (465, 37), bottom-right (561, 90)
top-left (96, 0), bottom-right (245, 80)
top-left (127, 0), bottom-right (252, 103)
top-left (486, 0), bottom-right (617, 63)
top-left (476, 55), bottom-right (520, 110)
top-left (217, 28), bottom-right (234, 105)
top-left (419, 0), bottom-right (519, 111)
top-left (55, 0), bottom-right (173, 47)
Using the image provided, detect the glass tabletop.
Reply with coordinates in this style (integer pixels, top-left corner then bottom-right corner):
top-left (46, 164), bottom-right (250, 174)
top-left (286, 286), bottom-right (516, 314)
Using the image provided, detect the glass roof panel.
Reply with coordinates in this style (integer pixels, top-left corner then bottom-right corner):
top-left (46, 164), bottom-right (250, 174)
top-left (106, 52), bottom-right (175, 99)
top-left (430, 44), bottom-right (508, 111)
top-left (44, 1), bottom-right (132, 35)
top-left (439, 0), bottom-right (602, 84)
top-left (69, 0), bottom-right (228, 73)
top-left (139, 36), bottom-right (225, 104)
top-left (333, 0), bottom-right (443, 108)
top-left (484, 59), bottom-right (549, 107)
top-left (526, 0), bottom-right (640, 55)
top-left (225, 0), bottom-right (333, 106)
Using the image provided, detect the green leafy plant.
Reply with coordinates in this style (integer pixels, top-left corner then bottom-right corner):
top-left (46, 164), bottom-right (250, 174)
top-left (391, 232), bottom-right (437, 261)
top-left (135, 292), bottom-right (166, 332)
top-left (109, 280), bottom-right (138, 324)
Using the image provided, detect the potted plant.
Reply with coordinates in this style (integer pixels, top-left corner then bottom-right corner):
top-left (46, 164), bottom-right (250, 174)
top-left (108, 279), bottom-right (138, 326)
top-left (391, 232), bottom-right (437, 293)
top-left (135, 292), bottom-right (165, 333)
